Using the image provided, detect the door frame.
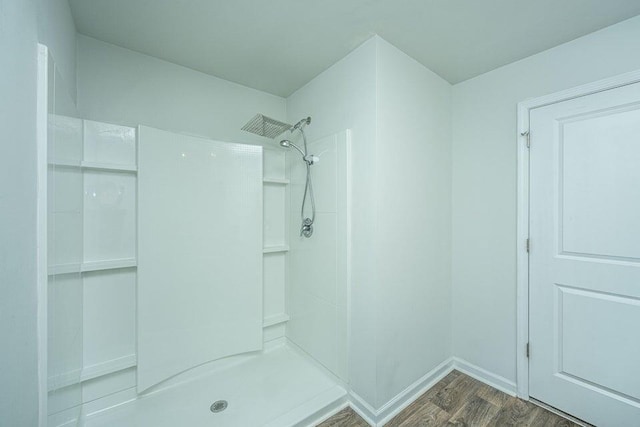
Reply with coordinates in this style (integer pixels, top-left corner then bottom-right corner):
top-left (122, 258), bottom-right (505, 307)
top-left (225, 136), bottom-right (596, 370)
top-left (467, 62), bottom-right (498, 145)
top-left (36, 43), bottom-right (49, 427)
top-left (515, 69), bottom-right (640, 399)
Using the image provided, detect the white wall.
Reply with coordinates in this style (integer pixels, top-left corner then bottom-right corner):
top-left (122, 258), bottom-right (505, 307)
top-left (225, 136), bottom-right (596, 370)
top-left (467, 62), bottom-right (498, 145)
top-left (37, 0), bottom-right (77, 101)
top-left (375, 38), bottom-right (452, 407)
top-left (287, 37), bottom-right (379, 405)
top-left (451, 15), bottom-right (640, 384)
top-left (287, 36), bottom-right (453, 410)
top-left (0, 0), bottom-right (40, 425)
top-left (77, 35), bottom-right (286, 145)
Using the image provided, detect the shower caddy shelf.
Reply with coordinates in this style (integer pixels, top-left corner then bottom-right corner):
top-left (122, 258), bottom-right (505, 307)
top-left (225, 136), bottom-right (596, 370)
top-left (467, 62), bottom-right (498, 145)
top-left (262, 313), bottom-right (290, 328)
top-left (48, 259), bottom-right (137, 275)
top-left (80, 161), bottom-right (137, 172)
top-left (263, 177), bottom-right (289, 185)
top-left (263, 245), bottom-right (289, 254)
top-left (49, 160), bottom-right (137, 173)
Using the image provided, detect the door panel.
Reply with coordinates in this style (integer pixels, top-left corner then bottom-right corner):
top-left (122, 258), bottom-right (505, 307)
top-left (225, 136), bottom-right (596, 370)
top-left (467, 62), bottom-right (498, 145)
top-left (561, 108), bottom-right (640, 260)
top-left (529, 82), bottom-right (640, 426)
top-left (560, 286), bottom-right (640, 400)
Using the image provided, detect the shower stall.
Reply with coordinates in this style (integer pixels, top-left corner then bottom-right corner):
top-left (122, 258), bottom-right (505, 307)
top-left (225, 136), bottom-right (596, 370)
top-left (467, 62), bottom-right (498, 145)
top-left (41, 48), bottom-right (351, 426)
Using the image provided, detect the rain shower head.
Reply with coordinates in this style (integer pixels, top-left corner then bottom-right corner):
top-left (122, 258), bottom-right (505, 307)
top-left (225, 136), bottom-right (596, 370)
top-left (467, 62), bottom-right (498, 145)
top-left (241, 114), bottom-right (292, 139)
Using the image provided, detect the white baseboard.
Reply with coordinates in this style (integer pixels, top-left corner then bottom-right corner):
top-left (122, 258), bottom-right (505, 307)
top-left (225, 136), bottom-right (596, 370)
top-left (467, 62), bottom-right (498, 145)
top-left (348, 390), bottom-right (378, 426)
top-left (377, 357), bottom-right (455, 425)
top-left (451, 357), bottom-right (517, 397)
top-left (345, 357), bottom-right (517, 426)
top-left (349, 357), bottom-right (455, 426)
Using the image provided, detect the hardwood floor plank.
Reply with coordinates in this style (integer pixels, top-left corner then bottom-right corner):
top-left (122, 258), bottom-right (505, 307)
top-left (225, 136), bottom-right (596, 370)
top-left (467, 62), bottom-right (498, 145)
top-left (317, 407), bottom-right (370, 427)
top-left (419, 370), bottom-right (462, 401)
top-left (386, 399), bottom-right (451, 427)
top-left (318, 372), bottom-right (584, 427)
top-left (486, 397), bottom-right (548, 427)
top-left (385, 370), bottom-right (462, 426)
top-left (446, 396), bottom-right (500, 427)
top-left (529, 408), bottom-right (580, 427)
top-left (475, 384), bottom-right (512, 408)
top-left (429, 372), bottom-right (485, 415)
top-left (486, 397), bottom-right (583, 427)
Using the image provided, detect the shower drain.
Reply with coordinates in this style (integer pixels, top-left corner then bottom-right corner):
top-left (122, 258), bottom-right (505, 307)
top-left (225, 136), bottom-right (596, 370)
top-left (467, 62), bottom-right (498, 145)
top-left (210, 400), bottom-right (228, 413)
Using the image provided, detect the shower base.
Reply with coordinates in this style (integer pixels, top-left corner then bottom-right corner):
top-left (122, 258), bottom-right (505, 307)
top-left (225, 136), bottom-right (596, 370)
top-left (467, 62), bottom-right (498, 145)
top-left (84, 342), bottom-right (347, 427)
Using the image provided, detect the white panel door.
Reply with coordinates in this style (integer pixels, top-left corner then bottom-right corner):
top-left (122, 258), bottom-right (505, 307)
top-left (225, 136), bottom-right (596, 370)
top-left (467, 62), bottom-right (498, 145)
top-left (137, 126), bottom-right (263, 392)
top-left (529, 83), bottom-right (640, 426)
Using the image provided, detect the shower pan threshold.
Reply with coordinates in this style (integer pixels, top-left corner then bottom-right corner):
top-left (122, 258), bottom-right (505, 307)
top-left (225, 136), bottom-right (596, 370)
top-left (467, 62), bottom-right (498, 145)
top-left (84, 342), bottom-right (347, 427)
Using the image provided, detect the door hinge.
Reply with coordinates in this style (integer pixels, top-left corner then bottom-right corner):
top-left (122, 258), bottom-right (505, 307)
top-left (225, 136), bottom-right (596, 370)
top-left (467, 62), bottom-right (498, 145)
top-left (526, 342), bottom-right (530, 358)
top-left (526, 238), bottom-right (530, 253)
top-left (521, 131), bottom-right (530, 148)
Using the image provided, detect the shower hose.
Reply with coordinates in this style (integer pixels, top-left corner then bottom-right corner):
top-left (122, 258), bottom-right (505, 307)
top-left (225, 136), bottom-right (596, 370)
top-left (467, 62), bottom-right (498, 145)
top-left (299, 128), bottom-right (315, 238)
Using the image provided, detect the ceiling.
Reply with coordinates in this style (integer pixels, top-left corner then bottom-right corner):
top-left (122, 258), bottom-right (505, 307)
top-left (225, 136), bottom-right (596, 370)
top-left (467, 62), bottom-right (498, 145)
top-left (69, 0), bottom-right (640, 97)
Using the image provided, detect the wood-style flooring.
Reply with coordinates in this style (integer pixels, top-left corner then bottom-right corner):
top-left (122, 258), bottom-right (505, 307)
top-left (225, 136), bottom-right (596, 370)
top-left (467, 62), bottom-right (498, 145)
top-left (318, 370), bottom-right (582, 427)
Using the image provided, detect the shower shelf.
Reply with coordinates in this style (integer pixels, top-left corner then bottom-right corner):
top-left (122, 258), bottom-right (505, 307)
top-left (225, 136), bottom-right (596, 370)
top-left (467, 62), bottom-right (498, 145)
top-left (81, 354), bottom-right (137, 383)
top-left (81, 161), bottom-right (137, 172)
top-left (82, 258), bottom-right (137, 272)
top-left (263, 245), bottom-right (289, 254)
top-left (263, 313), bottom-right (290, 328)
top-left (48, 258), bottom-right (137, 275)
top-left (48, 160), bottom-right (137, 172)
top-left (48, 263), bottom-right (81, 275)
top-left (263, 177), bottom-right (289, 185)
top-left (48, 354), bottom-right (137, 392)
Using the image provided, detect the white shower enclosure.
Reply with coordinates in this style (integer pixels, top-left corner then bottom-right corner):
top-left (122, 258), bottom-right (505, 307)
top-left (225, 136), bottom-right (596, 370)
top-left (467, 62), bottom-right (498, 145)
top-left (41, 46), bottom-right (352, 427)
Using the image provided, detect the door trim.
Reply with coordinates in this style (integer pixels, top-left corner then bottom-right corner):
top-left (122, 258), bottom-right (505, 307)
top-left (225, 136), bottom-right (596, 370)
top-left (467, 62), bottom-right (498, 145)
top-left (36, 43), bottom-right (49, 427)
top-left (515, 68), bottom-right (640, 400)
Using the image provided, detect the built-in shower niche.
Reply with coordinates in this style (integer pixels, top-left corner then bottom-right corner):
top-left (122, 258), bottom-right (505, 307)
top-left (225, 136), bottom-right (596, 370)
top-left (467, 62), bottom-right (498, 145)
top-left (47, 115), bottom-right (138, 426)
top-left (263, 146), bottom-right (291, 335)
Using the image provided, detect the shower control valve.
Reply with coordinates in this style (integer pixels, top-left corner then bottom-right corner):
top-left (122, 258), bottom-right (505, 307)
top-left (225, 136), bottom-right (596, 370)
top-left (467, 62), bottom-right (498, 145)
top-left (300, 218), bottom-right (314, 238)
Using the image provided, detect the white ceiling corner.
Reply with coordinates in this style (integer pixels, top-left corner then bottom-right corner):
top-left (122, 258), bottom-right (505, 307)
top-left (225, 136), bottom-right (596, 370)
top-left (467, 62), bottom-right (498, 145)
top-left (69, 0), bottom-right (640, 97)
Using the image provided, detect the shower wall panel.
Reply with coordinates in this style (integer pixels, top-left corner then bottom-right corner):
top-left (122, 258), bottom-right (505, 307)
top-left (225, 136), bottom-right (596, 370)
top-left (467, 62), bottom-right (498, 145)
top-left (287, 130), bottom-right (350, 381)
top-left (47, 103), bottom-right (139, 424)
top-left (46, 55), bottom-right (85, 423)
top-left (137, 126), bottom-right (263, 392)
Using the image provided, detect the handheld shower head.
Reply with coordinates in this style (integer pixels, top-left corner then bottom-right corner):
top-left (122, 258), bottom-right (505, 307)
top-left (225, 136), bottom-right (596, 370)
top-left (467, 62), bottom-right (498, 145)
top-left (279, 139), bottom-right (305, 157)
